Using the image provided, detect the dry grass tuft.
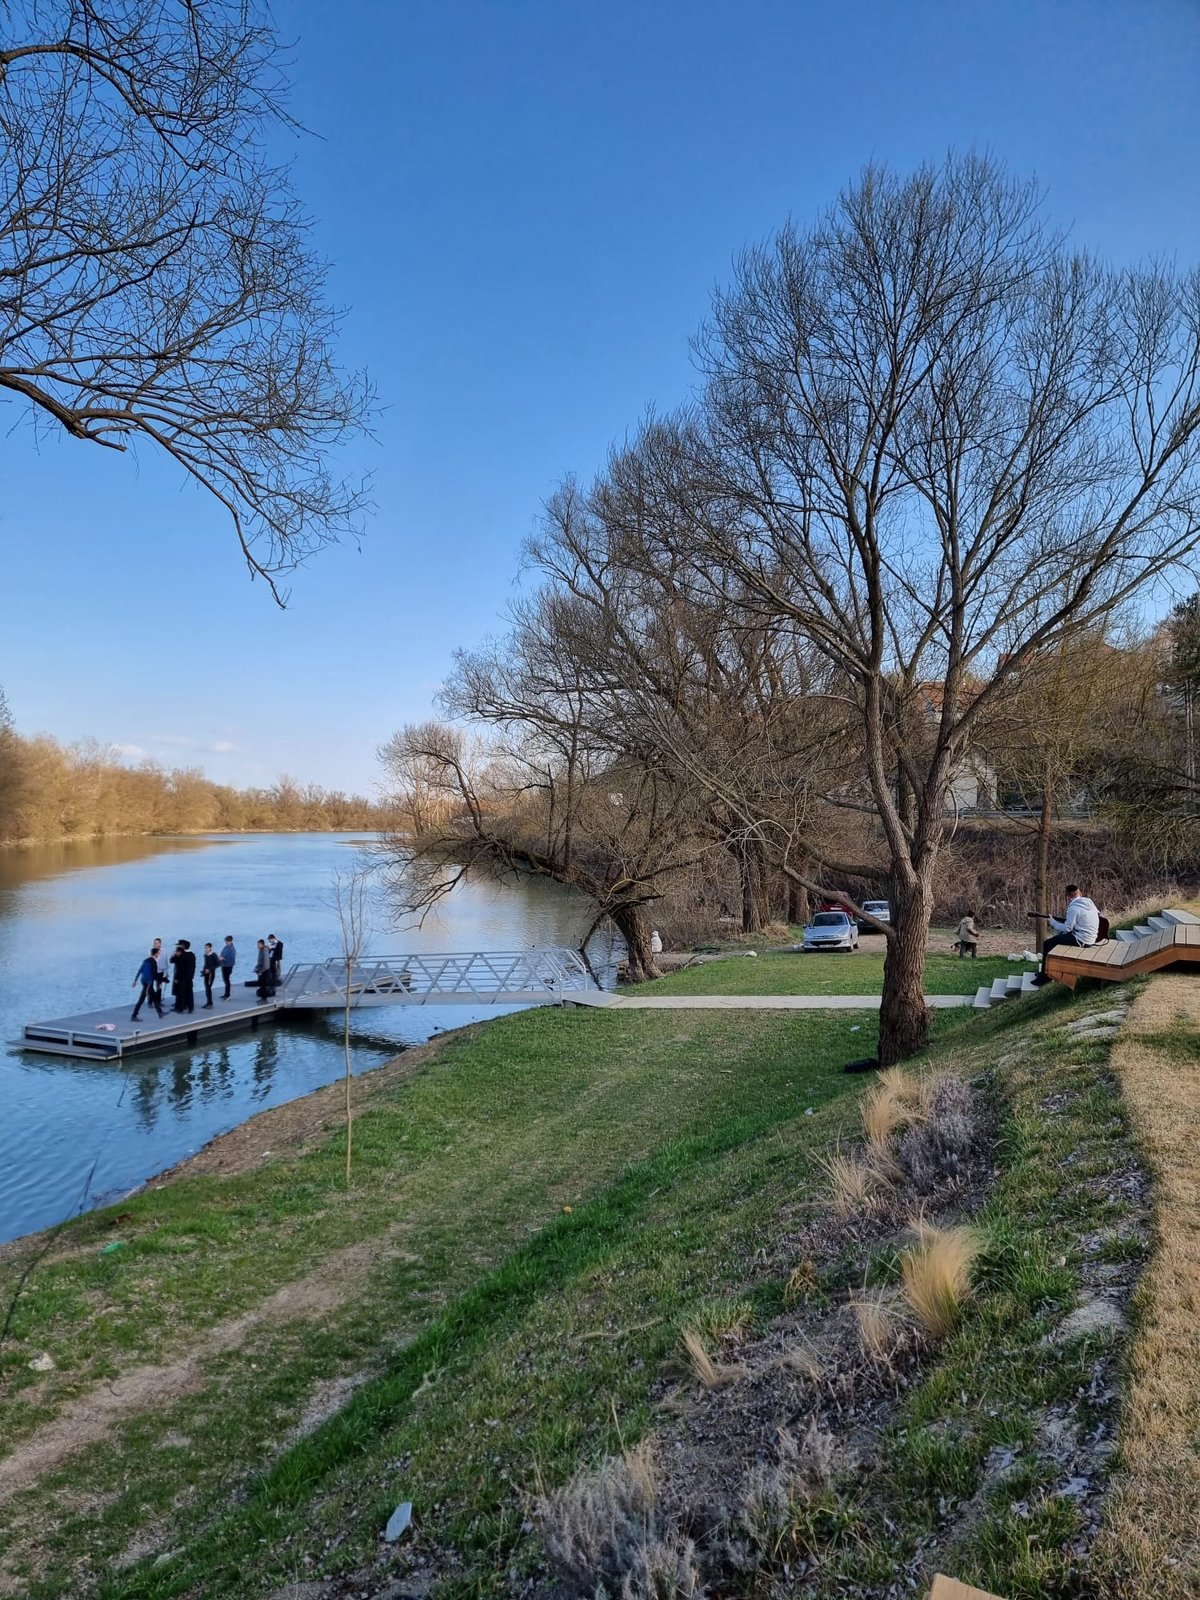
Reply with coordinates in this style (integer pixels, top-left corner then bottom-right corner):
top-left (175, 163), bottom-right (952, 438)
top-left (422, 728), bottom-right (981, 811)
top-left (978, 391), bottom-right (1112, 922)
top-left (915, 1068), bottom-right (956, 1121)
top-left (680, 1329), bottom-right (748, 1390)
top-left (860, 1081), bottom-right (916, 1149)
top-left (899, 1222), bottom-right (980, 1338)
top-left (818, 1147), bottom-right (881, 1215)
top-left (901, 1074), bottom-right (975, 1193)
top-left (737, 1418), bottom-right (841, 1565)
top-left (778, 1342), bottom-right (823, 1384)
top-left (878, 1065), bottom-right (921, 1109)
top-left (850, 1289), bottom-right (905, 1366)
top-left (539, 1442), bottom-right (706, 1599)
top-left (783, 1259), bottom-right (818, 1305)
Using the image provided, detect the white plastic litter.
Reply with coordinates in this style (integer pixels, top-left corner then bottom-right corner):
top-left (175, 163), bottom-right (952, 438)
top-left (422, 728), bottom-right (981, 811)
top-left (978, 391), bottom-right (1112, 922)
top-left (384, 1502), bottom-right (413, 1542)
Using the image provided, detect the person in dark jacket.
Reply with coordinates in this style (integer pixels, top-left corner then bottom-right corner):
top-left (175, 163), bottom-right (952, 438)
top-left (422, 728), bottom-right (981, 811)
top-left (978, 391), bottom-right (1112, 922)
top-left (219, 935), bottom-right (236, 999)
top-left (268, 933), bottom-right (285, 989)
top-left (131, 951), bottom-right (164, 1021)
top-left (201, 943), bottom-right (219, 1007)
top-left (172, 940), bottom-right (197, 1013)
top-left (254, 938), bottom-right (272, 999)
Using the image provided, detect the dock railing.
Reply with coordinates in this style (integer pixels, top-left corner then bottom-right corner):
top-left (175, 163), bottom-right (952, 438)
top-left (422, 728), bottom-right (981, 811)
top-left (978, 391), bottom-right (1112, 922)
top-left (280, 948), bottom-right (596, 1008)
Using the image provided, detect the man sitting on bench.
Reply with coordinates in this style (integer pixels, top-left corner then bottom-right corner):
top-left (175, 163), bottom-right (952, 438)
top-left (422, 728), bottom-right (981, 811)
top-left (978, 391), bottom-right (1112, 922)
top-left (1032, 883), bottom-right (1100, 986)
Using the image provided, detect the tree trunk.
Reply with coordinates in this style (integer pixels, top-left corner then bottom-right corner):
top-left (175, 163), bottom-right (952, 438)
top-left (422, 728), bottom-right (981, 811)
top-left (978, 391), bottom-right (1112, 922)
top-left (613, 903), bottom-right (662, 984)
top-left (878, 873), bottom-right (933, 1064)
top-left (1034, 768), bottom-right (1054, 928)
top-left (757, 853), bottom-right (774, 927)
top-left (787, 878), bottom-right (810, 928)
top-left (739, 845), bottom-right (763, 934)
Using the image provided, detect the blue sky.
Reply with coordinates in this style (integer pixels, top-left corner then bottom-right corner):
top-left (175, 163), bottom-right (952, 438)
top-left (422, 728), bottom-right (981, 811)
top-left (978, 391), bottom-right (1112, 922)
top-left (4, 0), bottom-right (1200, 794)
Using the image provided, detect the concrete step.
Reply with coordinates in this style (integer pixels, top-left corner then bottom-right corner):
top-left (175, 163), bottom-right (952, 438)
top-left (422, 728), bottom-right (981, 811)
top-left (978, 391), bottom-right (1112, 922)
top-left (1021, 972), bottom-right (1039, 993)
top-left (1115, 928), bottom-right (1139, 942)
top-left (1163, 907), bottom-right (1200, 925)
top-left (1131, 924), bottom-right (1154, 939)
top-left (1006, 975), bottom-right (1026, 995)
top-left (973, 986), bottom-right (992, 1009)
top-left (990, 977), bottom-right (1012, 1001)
top-left (1147, 914), bottom-right (1174, 932)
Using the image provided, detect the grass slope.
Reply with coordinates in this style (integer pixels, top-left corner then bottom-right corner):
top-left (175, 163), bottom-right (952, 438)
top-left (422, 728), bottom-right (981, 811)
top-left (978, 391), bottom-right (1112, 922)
top-left (631, 950), bottom-right (1027, 997)
top-left (0, 1007), bottom-right (866, 1595)
top-left (0, 978), bottom-right (1154, 1600)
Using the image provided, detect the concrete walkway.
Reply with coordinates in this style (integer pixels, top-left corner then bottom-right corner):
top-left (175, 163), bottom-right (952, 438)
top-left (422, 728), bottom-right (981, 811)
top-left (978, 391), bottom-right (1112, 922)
top-left (570, 992), bottom-right (974, 1010)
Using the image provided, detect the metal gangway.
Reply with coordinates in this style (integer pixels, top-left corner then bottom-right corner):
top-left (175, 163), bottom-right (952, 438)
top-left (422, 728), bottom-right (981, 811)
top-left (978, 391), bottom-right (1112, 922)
top-left (280, 947), bottom-right (597, 1009)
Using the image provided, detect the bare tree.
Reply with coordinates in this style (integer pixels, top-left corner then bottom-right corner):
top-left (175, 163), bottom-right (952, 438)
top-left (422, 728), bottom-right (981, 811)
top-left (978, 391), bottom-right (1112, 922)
top-left (524, 471), bottom-right (885, 921)
top-left (1097, 596), bottom-right (1200, 863)
top-left (607, 158), bottom-right (1200, 1060)
top-left (329, 865), bottom-right (372, 1185)
top-left (1, 0), bottom-right (372, 594)
top-left (985, 631), bottom-right (1153, 923)
top-left (378, 618), bottom-right (717, 984)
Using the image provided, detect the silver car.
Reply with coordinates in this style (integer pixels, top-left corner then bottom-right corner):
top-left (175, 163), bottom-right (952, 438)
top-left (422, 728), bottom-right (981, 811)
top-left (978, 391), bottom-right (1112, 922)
top-left (801, 911), bottom-right (860, 952)
top-left (856, 899), bottom-right (892, 933)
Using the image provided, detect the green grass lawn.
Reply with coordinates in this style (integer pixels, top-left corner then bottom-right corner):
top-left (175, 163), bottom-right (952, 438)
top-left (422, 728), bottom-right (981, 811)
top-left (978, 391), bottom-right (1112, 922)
top-left (629, 950), bottom-right (1030, 997)
top-left (0, 1005), bottom-right (869, 1596)
top-left (0, 977), bottom-right (1146, 1600)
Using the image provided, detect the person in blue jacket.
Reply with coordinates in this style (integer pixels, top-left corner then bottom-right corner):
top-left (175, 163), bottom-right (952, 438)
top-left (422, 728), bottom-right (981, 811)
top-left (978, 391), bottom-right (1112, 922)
top-left (219, 935), bottom-right (236, 999)
top-left (131, 950), bottom-right (164, 1021)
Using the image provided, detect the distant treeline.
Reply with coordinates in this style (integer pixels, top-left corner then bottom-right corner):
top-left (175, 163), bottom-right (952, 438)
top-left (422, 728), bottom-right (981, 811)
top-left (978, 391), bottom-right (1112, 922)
top-left (0, 701), bottom-right (388, 843)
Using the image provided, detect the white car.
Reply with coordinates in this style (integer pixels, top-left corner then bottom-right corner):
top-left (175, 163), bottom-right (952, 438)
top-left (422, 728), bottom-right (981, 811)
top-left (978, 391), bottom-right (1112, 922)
top-left (802, 911), bottom-right (860, 952)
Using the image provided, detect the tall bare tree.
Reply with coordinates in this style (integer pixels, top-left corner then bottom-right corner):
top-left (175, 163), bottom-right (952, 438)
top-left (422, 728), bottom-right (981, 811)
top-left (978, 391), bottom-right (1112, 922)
top-left (525, 474), bottom-right (874, 923)
top-left (556, 158), bottom-right (1200, 1060)
top-left (1, 0), bottom-right (372, 593)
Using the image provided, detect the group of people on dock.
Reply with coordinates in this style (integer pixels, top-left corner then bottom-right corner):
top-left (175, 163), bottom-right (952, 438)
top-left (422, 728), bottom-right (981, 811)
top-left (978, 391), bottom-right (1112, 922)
top-left (131, 934), bottom-right (285, 1021)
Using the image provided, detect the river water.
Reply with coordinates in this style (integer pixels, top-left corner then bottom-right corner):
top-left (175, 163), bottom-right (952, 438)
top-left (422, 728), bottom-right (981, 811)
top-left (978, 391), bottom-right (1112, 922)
top-left (0, 833), bottom-right (607, 1244)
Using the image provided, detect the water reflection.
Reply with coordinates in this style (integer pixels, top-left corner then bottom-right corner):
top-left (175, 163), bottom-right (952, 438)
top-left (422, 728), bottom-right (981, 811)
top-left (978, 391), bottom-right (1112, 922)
top-left (0, 834), bottom-right (601, 1242)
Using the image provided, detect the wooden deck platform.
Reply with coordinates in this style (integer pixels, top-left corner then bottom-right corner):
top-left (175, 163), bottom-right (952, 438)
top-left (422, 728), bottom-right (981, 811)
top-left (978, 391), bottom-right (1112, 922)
top-left (17, 993), bottom-right (284, 1061)
top-left (1047, 907), bottom-right (1200, 990)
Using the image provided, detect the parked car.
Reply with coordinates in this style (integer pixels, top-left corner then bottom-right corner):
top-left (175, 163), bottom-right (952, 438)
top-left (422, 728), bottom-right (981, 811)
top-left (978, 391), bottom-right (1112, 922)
top-left (856, 899), bottom-right (892, 934)
top-left (801, 911), bottom-right (860, 952)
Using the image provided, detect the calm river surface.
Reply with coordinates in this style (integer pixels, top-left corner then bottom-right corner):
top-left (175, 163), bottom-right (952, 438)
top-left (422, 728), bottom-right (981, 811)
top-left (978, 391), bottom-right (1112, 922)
top-left (0, 833), bottom-right (606, 1244)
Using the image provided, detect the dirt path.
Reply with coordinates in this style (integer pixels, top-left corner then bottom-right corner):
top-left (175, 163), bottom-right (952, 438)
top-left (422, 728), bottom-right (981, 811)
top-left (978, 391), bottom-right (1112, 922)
top-left (1098, 974), bottom-right (1200, 1596)
top-left (0, 1037), bottom-right (464, 1502)
top-left (0, 1226), bottom-right (414, 1507)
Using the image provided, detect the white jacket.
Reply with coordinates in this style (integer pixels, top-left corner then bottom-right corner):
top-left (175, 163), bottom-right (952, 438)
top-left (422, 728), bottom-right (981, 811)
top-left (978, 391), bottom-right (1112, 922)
top-left (1050, 896), bottom-right (1100, 945)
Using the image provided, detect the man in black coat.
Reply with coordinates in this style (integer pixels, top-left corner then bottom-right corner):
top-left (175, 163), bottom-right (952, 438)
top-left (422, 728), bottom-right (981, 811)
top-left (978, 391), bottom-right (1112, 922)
top-left (172, 940), bottom-right (197, 1013)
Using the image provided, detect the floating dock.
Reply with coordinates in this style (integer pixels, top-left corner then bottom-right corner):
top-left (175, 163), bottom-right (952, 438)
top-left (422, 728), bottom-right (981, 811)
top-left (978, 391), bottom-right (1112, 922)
top-left (18, 992), bottom-right (284, 1061)
top-left (15, 949), bottom-right (598, 1061)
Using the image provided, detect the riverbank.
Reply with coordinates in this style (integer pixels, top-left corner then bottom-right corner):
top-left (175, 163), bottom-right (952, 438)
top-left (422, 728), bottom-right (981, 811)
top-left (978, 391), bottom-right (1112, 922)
top-left (0, 946), bottom-right (1180, 1599)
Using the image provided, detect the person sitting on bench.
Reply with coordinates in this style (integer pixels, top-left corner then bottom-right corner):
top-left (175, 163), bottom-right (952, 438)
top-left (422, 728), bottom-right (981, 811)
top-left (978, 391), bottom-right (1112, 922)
top-left (1032, 883), bottom-right (1100, 985)
top-left (954, 911), bottom-right (979, 958)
